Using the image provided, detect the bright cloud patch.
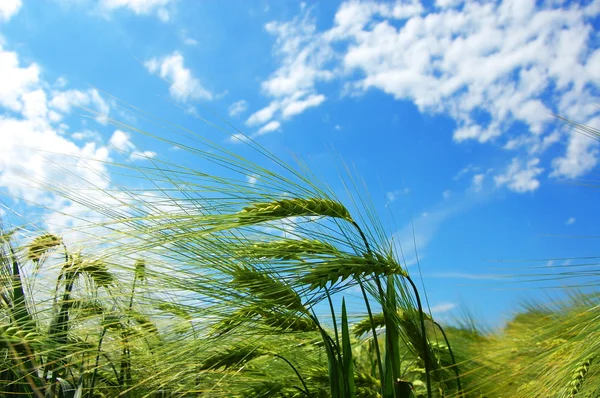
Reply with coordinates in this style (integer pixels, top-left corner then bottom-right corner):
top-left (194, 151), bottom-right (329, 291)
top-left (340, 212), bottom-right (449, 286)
top-left (228, 100), bottom-right (248, 117)
top-left (49, 88), bottom-right (110, 124)
top-left (0, 41), bottom-right (155, 208)
top-left (145, 52), bottom-right (212, 102)
top-left (386, 188), bottom-right (410, 203)
top-left (494, 157), bottom-right (543, 193)
top-left (430, 302), bottom-right (457, 314)
top-left (250, 0), bottom-right (600, 191)
top-left (109, 129), bottom-right (156, 161)
top-left (0, 0), bottom-right (21, 22)
top-left (99, 0), bottom-right (174, 21)
top-left (256, 120), bottom-right (281, 136)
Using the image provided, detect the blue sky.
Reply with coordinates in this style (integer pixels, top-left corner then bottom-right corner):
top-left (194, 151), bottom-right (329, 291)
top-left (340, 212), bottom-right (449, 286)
top-left (1, 0), bottom-right (600, 326)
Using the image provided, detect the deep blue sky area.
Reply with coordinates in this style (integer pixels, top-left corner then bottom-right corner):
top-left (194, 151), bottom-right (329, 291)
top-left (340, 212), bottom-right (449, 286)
top-left (2, 0), bottom-right (600, 327)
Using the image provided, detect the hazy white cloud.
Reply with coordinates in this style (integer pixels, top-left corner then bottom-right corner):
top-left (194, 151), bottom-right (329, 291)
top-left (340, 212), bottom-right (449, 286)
top-left (0, 43), bottom-right (111, 204)
top-left (430, 302), bottom-right (457, 314)
top-left (0, 117), bottom-right (111, 204)
top-left (183, 37), bottom-right (198, 45)
top-left (281, 93), bottom-right (325, 118)
top-left (386, 188), bottom-right (410, 203)
top-left (129, 150), bottom-right (156, 161)
top-left (393, 201), bottom-right (461, 267)
top-left (109, 130), bottom-right (135, 152)
top-left (471, 174), bottom-right (485, 192)
top-left (0, 48), bottom-right (41, 112)
top-left (109, 130), bottom-right (155, 161)
top-left (244, 10), bottom-right (334, 137)
top-left (227, 133), bottom-right (251, 145)
top-left (145, 52), bottom-right (212, 102)
top-left (49, 88), bottom-right (110, 124)
top-left (0, 38), bottom-right (158, 211)
top-left (454, 164), bottom-right (480, 180)
top-left (551, 129), bottom-right (599, 179)
top-left (494, 157), bottom-right (543, 193)
top-left (0, 0), bottom-right (21, 22)
top-left (99, 0), bottom-right (174, 21)
top-left (256, 120), bottom-right (281, 136)
top-left (247, 174), bottom-right (258, 185)
top-left (246, 102), bottom-right (279, 126)
top-left (228, 99), bottom-right (248, 117)
top-left (442, 190), bottom-right (451, 199)
top-left (566, 217), bottom-right (576, 225)
top-left (427, 272), bottom-right (503, 281)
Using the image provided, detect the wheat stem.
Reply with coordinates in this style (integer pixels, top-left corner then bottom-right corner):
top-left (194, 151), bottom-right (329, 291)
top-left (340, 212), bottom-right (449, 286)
top-left (270, 353), bottom-right (311, 397)
top-left (433, 321), bottom-right (463, 397)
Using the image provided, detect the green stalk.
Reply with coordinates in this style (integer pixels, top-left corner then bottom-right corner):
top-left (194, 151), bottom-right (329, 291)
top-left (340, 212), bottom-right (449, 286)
top-left (350, 221), bottom-right (385, 392)
top-left (351, 221), bottom-right (431, 398)
top-left (270, 353), bottom-right (311, 397)
top-left (341, 299), bottom-right (356, 398)
top-left (433, 321), bottom-right (463, 397)
top-left (88, 326), bottom-right (107, 398)
top-left (325, 288), bottom-right (341, 350)
top-left (405, 276), bottom-right (432, 398)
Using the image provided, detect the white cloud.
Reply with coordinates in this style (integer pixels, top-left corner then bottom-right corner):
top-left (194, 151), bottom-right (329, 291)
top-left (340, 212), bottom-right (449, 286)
top-left (0, 47), bottom-right (41, 112)
top-left (0, 117), bottom-right (111, 204)
top-left (427, 272), bottom-right (503, 281)
top-left (253, 1), bottom-right (600, 184)
top-left (99, 0), bottom-right (173, 20)
top-left (256, 120), bottom-right (281, 136)
top-left (471, 174), bottom-right (484, 192)
top-left (109, 130), bottom-right (135, 151)
top-left (247, 175), bottom-right (258, 185)
top-left (0, 0), bottom-right (21, 22)
top-left (392, 201), bottom-right (462, 267)
top-left (71, 130), bottom-right (101, 141)
top-left (551, 129), bottom-right (599, 179)
top-left (246, 102), bottom-right (279, 126)
top-left (244, 9), bottom-right (335, 135)
top-left (454, 164), bottom-right (480, 180)
top-left (430, 302), bottom-right (457, 314)
top-left (0, 36), bottom-right (163, 209)
top-left (0, 42), bottom-right (113, 204)
top-left (129, 150), bottom-right (156, 161)
top-left (180, 30), bottom-right (198, 46)
top-left (49, 88), bottom-right (110, 124)
top-left (246, 92), bottom-right (326, 128)
top-left (109, 129), bottom-right (155, 161)
top-left (281, 93), bottom-right (325, 119)
top-left (228, 100), bottom-right (248, 117)
top-left (435, 0), bottom-right (461, 9)
top-left (566, 217), bottom-right (576, 225)
top-left (442, 190), bottom-right (451, 199)
top-left (386, 188), bottom-right (410, 203)
top-left (494, 157), bottom-right (543, 193)
top-left (144, 52), bottom-right (212, 102)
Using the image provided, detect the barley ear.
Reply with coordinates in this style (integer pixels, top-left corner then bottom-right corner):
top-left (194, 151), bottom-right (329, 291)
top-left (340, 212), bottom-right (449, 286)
top-left (27, 233), bottom-right (62, 262)
top-left (566, 356), bottom-right (594, 397)
top-left (237, 197), bottom-right (354, 224)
